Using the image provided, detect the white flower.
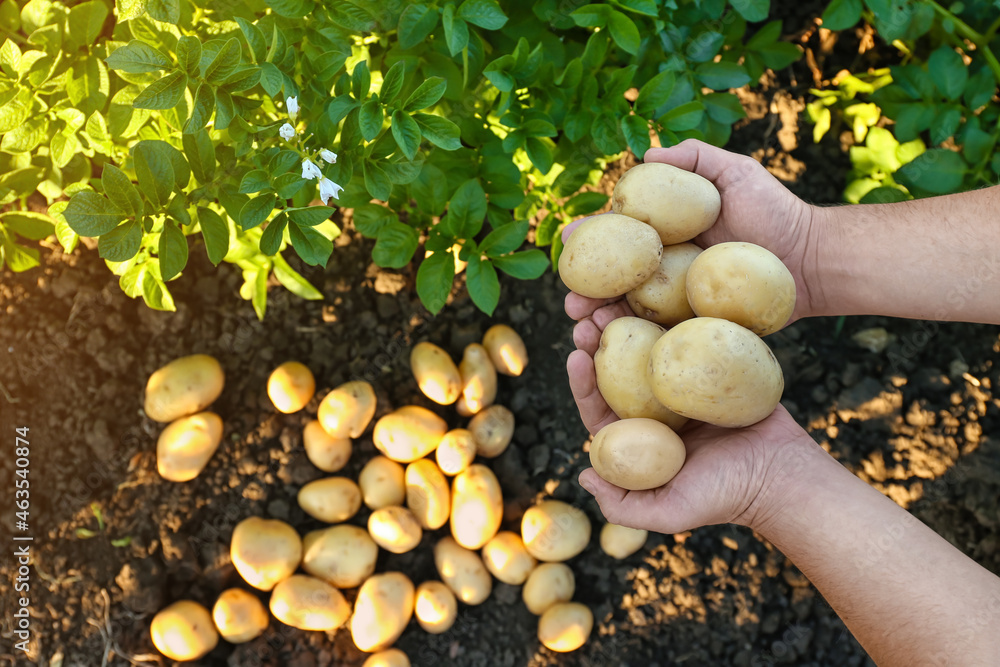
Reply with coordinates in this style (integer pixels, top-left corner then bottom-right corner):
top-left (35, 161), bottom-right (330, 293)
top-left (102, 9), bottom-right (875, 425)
top-left (318, 177), bottom-right (343, 205)
top-left (301, 158), bottom-right (323, 180)
top-left (279, 123), bottom-right (296, 141)
top-left (286, 96), bottom-right (299, 121)
top-left (319, 149), bottom-right (338, 164)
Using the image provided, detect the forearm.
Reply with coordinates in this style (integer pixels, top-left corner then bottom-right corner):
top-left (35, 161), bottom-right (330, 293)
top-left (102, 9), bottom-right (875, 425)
top-left (805, 186), bottom-right (1000, 323)
top-left (751, 442), bottom-right (1000, 665)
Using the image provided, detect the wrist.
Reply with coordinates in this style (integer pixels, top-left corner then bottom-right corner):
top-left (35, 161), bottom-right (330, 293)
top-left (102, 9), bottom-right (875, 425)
top-left (795, 203), bottom-right (841, 320)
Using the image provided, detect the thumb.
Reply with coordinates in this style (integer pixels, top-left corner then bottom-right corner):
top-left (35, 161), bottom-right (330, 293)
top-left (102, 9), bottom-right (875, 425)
top-left (644, 139), bottom-right (741, 184)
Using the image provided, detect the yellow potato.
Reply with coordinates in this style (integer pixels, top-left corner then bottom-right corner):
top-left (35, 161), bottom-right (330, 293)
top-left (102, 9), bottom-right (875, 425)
top-left (414, 580), bottom-right (458, 634)
top-left (538, 602), bottom-right (593, 652)
top-left (266, 361), bottom-right (315, 414)
top-left (269, 574), bottom-right (350, 632)
top-left (468, 405), bottom-right (515, 458)
top-left (482, 324), bottom-right (529, 376)
top-left (156, 411), bottom-right (224, 482)
top-left (611, 162), bottom-right (721, 244)
top-left (450, 464), bottom-right (503, 550)
top-left (435, 428), bottom-right (477, 476)
top-left (406, 459), bottom-right (450, 530)
top-left (626, 242), bottom-right (702, 326)
top-left (434, 536), bottom-right (492, 605)
top-left (593, 318), bottom-right (687, 430)
top-left (359, 455), bottom-right (406, 509)
top-left (456, 343), bottom-right (497, 415)
top-left (351, 572), bottom-right (415, 652)
top-left (410, 342), bottom-right (461, 405)
top-left (211, 588), bottom-right (268, 644)
top-left (144, 354), bottom-right (225, 423)
top-left (230, 517), bottom-right (301, 591)
top-left (318, 380), bottom-right (377, 438)
top-left (367, 506), bottom-right (423, 554)
top-left (363, 649), bottom-right (410, 667)
top-left (521, 500), bottom-right (591, 562)
top-left (590, 418), bottom-right (686, 491)
top-left (685, 241), bottom-right (796, 336)
top-left (648, 317), bottom-right (784, 427)
top-left (150, 600), bottom-right (218, 661)
top-left (481, 531), bottom-right (537, 585)
top-left (373, 405), bottom-right (448, 462)
top-left (558, 214), bottom-right (662, 299)
top-left (297, 476), bottom-right (362, 523)
top-left (599, 523), bottom-right (648, 560)
top-left (522, 562), bottom-right (575, 615)
top-left (302, 525), bottom-right (378, 588)
top-left (303, 419), bottom-right (351, 473)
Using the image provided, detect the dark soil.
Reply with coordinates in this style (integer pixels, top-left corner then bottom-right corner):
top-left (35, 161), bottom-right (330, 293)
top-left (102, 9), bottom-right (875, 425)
top-left (2, 4), bottom-right (999, 667)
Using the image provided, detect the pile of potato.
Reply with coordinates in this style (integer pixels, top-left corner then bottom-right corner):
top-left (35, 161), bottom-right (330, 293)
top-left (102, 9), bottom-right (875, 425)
top-left (144, 323), bottom-right (637, 663)
top-left (559, 162), bottom-right (795, 490)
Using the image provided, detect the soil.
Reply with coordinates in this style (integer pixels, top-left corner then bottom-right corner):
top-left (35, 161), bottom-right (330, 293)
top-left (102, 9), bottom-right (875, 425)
top-left (2, 3), bottom-right (1000, 666)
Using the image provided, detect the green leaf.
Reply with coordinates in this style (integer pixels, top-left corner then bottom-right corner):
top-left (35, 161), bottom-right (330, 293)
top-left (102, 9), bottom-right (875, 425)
top-left (404, 77), bottom-right (447, 112)
top-left (686, 30), bottom-right (725, 63)
top-left (105, 40), bottom-right (169, 73)
top-left (259, 62), bottom-right (283, 97)
top-left (235, 17), bottom-right (266, 64)
top-left (616, 0), bottom-right (658, 15)
top-left (695, 62), bottom-right (751, 89)
top-left (758, 42), bottom-right (800, 70)
top-left (442, 5), bottom-right (469, 56)
top-left (176, 35), bottom-right (201, 77)
top-left (67, 57), bottom-right (110, 116)
top-left (930, 107), bottom-right (962, 146)
top-left (621, 114), bottom-right (651, 157)
top-left (928, 45), bottom-right (968, 101)
top-left (458, 0), bottom-right (507, 29)
top-left (660, 100), bottom-right (704, 131)
top-left (443, 179), bottom-right (488, 238)
top-left (98, 219), bottom-right (142, 261)
top-left (287, 206), bottom-right (334, 226)
top-left (116, 0), bottom-right (147, 21)
top-left (591, 112), bottom-right (623, 154)
top-left (147, 0), bottom-right (179, 23)
top-left (398, 4), bottom-right (439, 50)
top-left (352, 59), bottom-right (371, 98)
top-left (859, 186), bottom-right (910, 204)
top-left (184, 83), bottom-right (215, 134)
top-left (0, 211), bottom-right (53, 240)
top-left (493, 249), bottom-right (549, 279)
top-left (373, 221), bottom-right (419, 268)
top-left (274, 173), bottom-right (307, 199)
top-left (526, 137), bottom-right (554, 174)
top-left (0, 0), bottom-right (20, 32)
top-left (102, 164), bottom-right (143, 217)
top-left (360, 98), bottom-right (383, 141)
top-left (390, 110), bottom-right (421, 161)
top-left (703, 92), bottom-right (746, 124)
top-left (205, 38), bottom-right (241, 85)
top-left (380, 60), bottom-right (406, 106)
top-left (182, 129), bottom-right (216, 184)
top-left (223, 67), bottom-right (261, 92)
top-left (288, 221), bottom-right (333, 266)
top-left (132, 70), bottom-right (186, 109)
top-left (353, 204), bottom-right (397, 237)
top-left (239, 194), bottom-right (276, 230)
top-left (893, 103), bottom-right (936, 142)
top-left (964, 67), bottom-right (995, 110)
top-left (563, 192), bottom-right (609, 217)
top-left (259, 211), bottom-right (287, 255)
top-left (133, 142), bottom-right (174, 208)
top-left (607, 10), bottom-right (640, 55)
top-left (62, 192), bottom-right (126, 236)
top-left (416, 249), bottom-right (455, 314)
top-left (158, 222), bottom-right (188, 280)
top-left (730, 0), bottom-right (769, 22)
top-left (962, 126), bottom-right (993, 164)
top-left (197, 207), bottom-right (228, 265)
top-left (363, 160), bottom-right (392, 201)
top-left (266, 0), bottom-right (310, 18)
top-left (239, 169), bottom-right (271, 194)
top-left (481, 219), bottom-right (527, 256)
top-left (895, 149), bottom-right (966, 194)
top-left (821, 0), bottom-right (862, 30)
top-left (1, 232), bottom-right (39, 272)
top-left (273, 255), bottom-right (323, 299)
top-left (466, 255), bottom-right (499, 315)
top-left (413, 113), bottom-right (462, 150)
top-left (571, 5), bottom-right (610, 27)
top-left (269, 150), bottom-right (300, 177)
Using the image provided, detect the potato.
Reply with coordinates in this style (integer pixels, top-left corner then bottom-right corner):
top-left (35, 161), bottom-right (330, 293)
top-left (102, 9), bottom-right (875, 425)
top-left (410, 342), bottom-right (461, 405)
top-left (482, 324), bottom-right (529, 377)
top-left (211, 588), bottom-right (268, 644)
top-left (150, 600), bottom-right (218, 661)
top-left (612, 162), bottom-right (721, 245)
top-left (626, 243), bottom-right (701, 326)
top-left (593, 318), bottom-right (687, 430)
top-left (481, 531), bottom-right (537, 585)
top-left (297, 477), bottom-right (362, 523)
top-left (368, 506), bottom-right (423, 554)
top-left (373, 406), bottom-right (447, 463)
top-left (269, 574), bottom-right (350, 632)
top-left (522, 563), bottom-right (575, 615)
top-left (144, 354), bottom-right (225, 423)
top-left (600, 523), bottom-right (649, 560)
top-left (363, 649), bottom-right (411, 667)
top-left (450, 464), bottom-right (503, 550)
top-left (648, 317), bottom-right (784, 427)
top-left (521, 500), bottom-right (591, 562)
top-left (558, 214), bottom-right (662, 299)
top-left (685, 241), bottom-right (796, 336)
top-left (414, 580), bottom-right (458, 634)
top-left (456, 343), bottom-right (497, 415)
top-left (434, 536), bottom-right (492, 605)
top-left (435, 428), bottom-right (477, 476)
top-left (230, 517), bottom-right (301, 591)
top-left (302, 525), bottom-right (378, 588)
top-left (303, 419), bottom-right (351, 473)
top-left (318, 380), bottom-right (377, 438)
top-left (267, 361), bottom-right (315, 414)
top-left (156, 411), bottom-right (224, 482)
top-left (359, 455), bottom-right (406, 509)
top-left (538, 602), bottom-right (593, 652)
top-left (351, 572), bottom-right (415, 652)
top-left (406, 459), bottom-right (450, 530)
top-left (590, 418), bottom-right (686, 491)
top-left (468, 404), bottom-right (515, 458)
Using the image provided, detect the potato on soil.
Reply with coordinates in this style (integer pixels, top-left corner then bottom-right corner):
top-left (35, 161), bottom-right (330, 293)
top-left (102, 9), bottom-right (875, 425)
top-left (522, 563), bottom-right (575, 615)
top-left (612, 162), bottom-right (721, 245)
top-left (521, 500), bottom-right (591, 562)
top-left (435, 428), bottom-right (477, 476)
top-left (406, 458), bottom-right (450, 530)
top-left (351, 572), bottom-right (415, 652)
top-left (230, 517), bottom-right (302, 591)
top-left (456, 343), bottom-right (497, 415)
top-left (363, 649), bottom-right (411, 667)
top-left (156, 411), bottom-right (224, 482)
top-left (373, 406), bottom-right (447, 463)
top-left (558, 214), bottom-right (663, 299)
top-left (303, 420), bottom-right (351, 473)
top-left (359, 455), bottom-right (406, 509)
top-left (482, 324), bottom-right (529, 377)
top-left (368, 506), bottom-right (423, 554)
top-left (468, 404), bottom-right (515, 458)
top-left (599, 523), bottom-right (649, 560)
top-left (318, 380), bottom-right (377, 438)
top-left (414, 580), bottom-right (458, 634)
top-left (297, 476), bottom-right (362, 523)
top-left (648, 317), bottom-right (784, 428)
top-left (144, 354), bottom-right (224, 423)
top-left (150, 600), bottom-right (218, 661)
top-left (538, 602), bottom-right (594, 652)
top-left (482, 531), bottom-right (537, 585)
top-left (590, 418), bottom-right (686, 491)
top-left (269, 575), bottom-right (350, 632)
top-left (302, 524), bottom-right (378, 588)
top-left (410, 341), bottom-right (461, 405)
top-left (434, 536), bottom-right (493, 605)
top-left (593, 317), bottom-right (687, 430)
top-left (450, 464), bottom-right (503, 550)
top-left (211, 589), bottom-right (268, 644)
top-left (626, 243), bottom-right (702, 326)
top-left (267, 361), bottom-right (315, 413)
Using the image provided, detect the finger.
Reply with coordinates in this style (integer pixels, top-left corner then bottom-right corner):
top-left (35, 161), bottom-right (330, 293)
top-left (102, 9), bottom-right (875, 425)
top-left (578, 469), bottom-right (661, 529)
top-left (564, 292), bottom-right (620, 321)
top-left (590, 300), bottom-right (634, 330)
top-left (644, 140), bottom-right (746, 184)
top-left (572, 319), bottom-right (602, 356)
top-left (567, 350), bottom-right (617, 435)
top-left (561, 218), bottom-right (587, 244)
